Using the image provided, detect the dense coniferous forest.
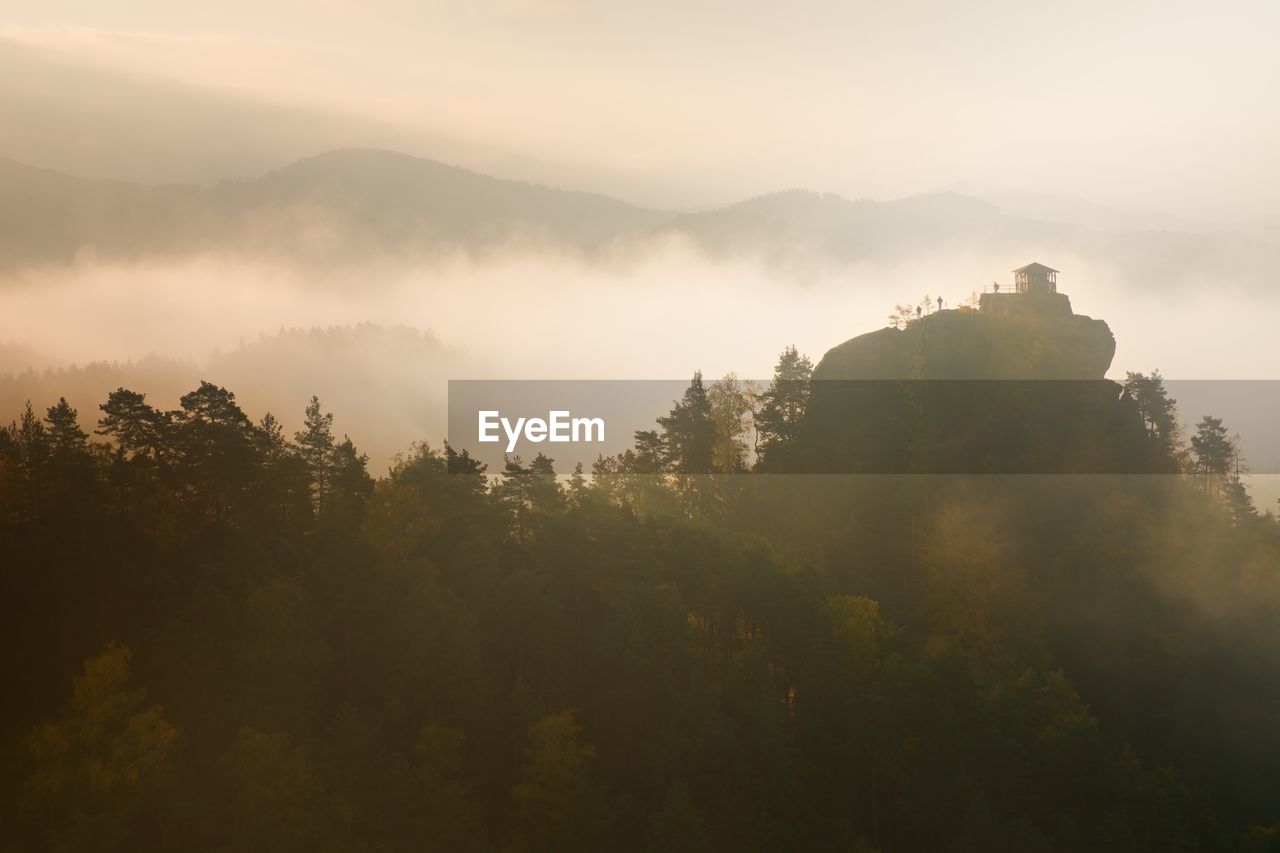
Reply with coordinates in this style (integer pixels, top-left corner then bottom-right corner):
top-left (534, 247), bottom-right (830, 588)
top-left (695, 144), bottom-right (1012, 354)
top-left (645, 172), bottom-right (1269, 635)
top-left (3, 344), bottom-right (1280, 852)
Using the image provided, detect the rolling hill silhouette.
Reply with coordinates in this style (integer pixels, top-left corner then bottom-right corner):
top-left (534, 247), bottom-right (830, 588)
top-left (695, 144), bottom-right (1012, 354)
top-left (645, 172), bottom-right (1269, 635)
top-left (0, 148), bottom-right (1257, 290)
top-left (0, 149), bottom-right (666, 267)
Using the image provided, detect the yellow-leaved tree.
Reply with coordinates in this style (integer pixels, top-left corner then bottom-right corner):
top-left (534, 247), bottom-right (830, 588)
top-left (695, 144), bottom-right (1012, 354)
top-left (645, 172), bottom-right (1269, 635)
top-left (23, 643), bottom-right (177, 851)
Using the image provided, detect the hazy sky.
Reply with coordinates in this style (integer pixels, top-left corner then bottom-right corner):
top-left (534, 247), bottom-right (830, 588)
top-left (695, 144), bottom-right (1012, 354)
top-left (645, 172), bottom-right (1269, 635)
top-left (3, 0), bottom-right (1280, 219)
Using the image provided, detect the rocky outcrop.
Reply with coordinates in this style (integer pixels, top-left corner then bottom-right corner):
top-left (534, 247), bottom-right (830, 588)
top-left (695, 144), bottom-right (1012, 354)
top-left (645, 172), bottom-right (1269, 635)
top-left (813, 298), bottom-right (1116, 382)
top-left (781, 297), bottom-right (1170, 475)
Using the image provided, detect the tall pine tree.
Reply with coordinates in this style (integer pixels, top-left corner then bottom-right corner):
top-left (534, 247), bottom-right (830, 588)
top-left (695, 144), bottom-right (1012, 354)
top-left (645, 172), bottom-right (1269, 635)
top-left (657, 373), bottom-right (716, 475)
top-left (294, 395), bottom-right (336, 515)
top-left (755, 346), bottom-right (813, 464)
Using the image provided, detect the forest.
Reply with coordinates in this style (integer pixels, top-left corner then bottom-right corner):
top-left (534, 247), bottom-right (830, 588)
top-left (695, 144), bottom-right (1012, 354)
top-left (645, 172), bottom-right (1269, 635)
top-left (2, 351), bottom-right (1280, 852)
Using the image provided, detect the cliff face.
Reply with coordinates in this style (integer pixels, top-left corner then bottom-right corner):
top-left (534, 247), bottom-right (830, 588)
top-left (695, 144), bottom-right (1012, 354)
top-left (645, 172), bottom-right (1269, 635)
top-left (785, 299), bottom-right (1169, 475)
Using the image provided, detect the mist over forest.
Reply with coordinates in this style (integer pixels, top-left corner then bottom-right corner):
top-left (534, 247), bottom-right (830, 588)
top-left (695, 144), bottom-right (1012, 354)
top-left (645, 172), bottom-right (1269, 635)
top-left (5, 2), bottom-right (1280, 851)
top-left (3, 148), bottom-right (1278, 478)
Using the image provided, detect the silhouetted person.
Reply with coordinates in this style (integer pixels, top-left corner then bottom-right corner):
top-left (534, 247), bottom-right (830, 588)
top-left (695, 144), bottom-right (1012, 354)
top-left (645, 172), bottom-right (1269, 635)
top-left (916, 305), bottom-right (922, 319)
top-left (937, 296), bottom-right (944, 311)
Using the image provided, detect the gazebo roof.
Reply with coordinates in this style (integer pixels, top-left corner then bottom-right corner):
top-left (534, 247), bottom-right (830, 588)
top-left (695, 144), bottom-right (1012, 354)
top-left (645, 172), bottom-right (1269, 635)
top-left (1012, 262), bottom-right (1059, 274)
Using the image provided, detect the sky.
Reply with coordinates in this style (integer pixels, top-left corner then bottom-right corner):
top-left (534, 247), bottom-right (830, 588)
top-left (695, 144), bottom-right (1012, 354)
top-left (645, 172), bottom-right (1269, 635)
top-left (2, 0), bottom-right (1280, 220)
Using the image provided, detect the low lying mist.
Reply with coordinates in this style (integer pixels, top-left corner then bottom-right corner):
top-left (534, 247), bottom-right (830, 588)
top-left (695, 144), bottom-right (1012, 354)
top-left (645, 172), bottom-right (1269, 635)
top-left (2, 241), bottom-right (1277, 471)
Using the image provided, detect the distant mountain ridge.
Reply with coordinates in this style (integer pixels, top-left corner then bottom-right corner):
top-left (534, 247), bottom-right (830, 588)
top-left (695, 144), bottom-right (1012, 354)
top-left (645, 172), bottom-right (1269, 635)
top-left (0, 149), bottom-right (668, 268)
top-left (664, 188), bottom-right (1070, 263)
top-left (0, 148), bottom-right (1266, 290)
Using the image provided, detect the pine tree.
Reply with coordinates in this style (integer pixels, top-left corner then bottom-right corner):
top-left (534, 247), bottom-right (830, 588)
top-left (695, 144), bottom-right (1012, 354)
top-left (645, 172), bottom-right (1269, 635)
top-left (294, 395), bottom-right (336, 515)
top-left (755, 346), bottom-right (813, 461)
top-left (97, 388), bottom-right (166, 460)
top-left (256, 411), bottom-right (311, 531)
top-left (1222, 477), bottom-right (1257, 525)
top-left (45, 398), bottom-right (88, 455)
top-left (1123, 371), bottom-right (1179, 446)
top-left (327, 435), bottom-right (374, 524)
top-left (41, 398), bottom-right (96, 511)
top-left (1190, 415), bottom-right (1234, 479)
top-left (444, 441), bottom-right (489, 500)
top-left (657, 373), bottom-right (716, 475)
top-left (567, 462), bottom-right (587, 507)
top-left (496, 453), bottom-right (563, 544)
top-left (179, 381), bottom-right (253, 431)
top-left (527, 452), bottom-right (565, 513)
top-left (497, 456), bottom-right (535, 545)
top-left (175, 381), bottom-right (260, 521)
top-left (3, 402), bottom-right (49, 520)
top-left (257, 412), bottom-right (289, 460)
top-left (629, 430), bottom-right (666, 474)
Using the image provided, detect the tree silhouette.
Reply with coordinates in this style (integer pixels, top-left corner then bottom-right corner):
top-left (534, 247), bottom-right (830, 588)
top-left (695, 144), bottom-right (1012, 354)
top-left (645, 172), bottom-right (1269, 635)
top-left (294, 395), bottom-right (336, 515)
top-left (657, 372), bottom-right (716, 475)
top-left (755, 345), bottom-right (813, 463)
